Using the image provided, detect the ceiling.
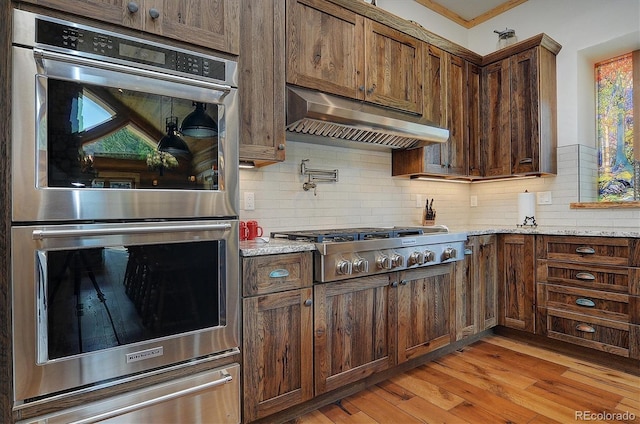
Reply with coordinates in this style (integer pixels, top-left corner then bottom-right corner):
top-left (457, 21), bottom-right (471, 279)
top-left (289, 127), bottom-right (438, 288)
top-left (413, 0), bottom-right (528, 28)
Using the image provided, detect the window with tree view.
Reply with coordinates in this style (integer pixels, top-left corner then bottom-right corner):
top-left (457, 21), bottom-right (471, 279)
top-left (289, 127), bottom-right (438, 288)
top-left (596, 52), bottom-right (637, 201)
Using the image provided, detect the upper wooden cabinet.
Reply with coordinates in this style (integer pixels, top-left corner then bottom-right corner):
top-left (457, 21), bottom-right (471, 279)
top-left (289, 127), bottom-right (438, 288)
top-left (482, 35), bottom-right (560, 178)
top-left (238, 0), bottom-right (286, 164)
top-left (286, 0), bottom-right (423, 115)
top-left (392, 46), bottom-right (474, 178)
top-left (16, 0), bottom-right (239, 54)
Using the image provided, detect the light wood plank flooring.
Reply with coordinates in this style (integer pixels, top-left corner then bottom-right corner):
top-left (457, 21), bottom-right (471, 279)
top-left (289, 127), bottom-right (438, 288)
top-left (294, 335), bottom-right (640, 424)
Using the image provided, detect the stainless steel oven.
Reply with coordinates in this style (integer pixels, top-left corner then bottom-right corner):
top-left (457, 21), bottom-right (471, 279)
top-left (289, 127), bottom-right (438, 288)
top-left (11, 9), bottom-right (239, 222)
top-left (12, 219), bottom-right (239, 403)
top-left (9, 9), bottom-right (241, 410)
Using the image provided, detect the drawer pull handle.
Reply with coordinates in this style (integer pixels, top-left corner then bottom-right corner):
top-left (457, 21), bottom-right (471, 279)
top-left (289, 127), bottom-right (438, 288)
top-left (576, 246), bottom-right (596, 254)
top-left (576, 323), bottom-right (596, 333)
top-left (269, 269), bottom-right (290, 278)
top-left (464, 248), bottom-right (473, 255)
top-left (576, 272), bottom-right (595, 281)
top-left (575, 298), bottom-right (595, 307)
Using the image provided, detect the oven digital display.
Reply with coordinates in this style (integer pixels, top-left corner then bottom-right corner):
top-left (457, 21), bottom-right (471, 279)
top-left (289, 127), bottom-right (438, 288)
top-left (119, 43), bottom-right (166, 65)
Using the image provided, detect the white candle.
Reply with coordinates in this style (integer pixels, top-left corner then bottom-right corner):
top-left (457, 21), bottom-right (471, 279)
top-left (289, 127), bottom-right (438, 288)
top-left (517, 191), bottom-right (536, 226)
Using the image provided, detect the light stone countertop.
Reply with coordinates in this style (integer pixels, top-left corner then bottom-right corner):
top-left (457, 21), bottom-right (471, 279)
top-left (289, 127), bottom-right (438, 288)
top-left (239, 227), bottom-right (640, 257)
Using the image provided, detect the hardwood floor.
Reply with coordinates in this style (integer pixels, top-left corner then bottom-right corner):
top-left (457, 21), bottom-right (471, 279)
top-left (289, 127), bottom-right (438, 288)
top-left (294, 335), bottom-right (640, 423)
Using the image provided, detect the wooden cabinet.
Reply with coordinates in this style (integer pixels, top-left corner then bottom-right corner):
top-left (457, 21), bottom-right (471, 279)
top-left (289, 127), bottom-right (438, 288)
top-left (455, 235), bottom-right (497, 340)
top-left (241, 252), bottom-right (314, 422)
top-left (391, 48), bottom-right (478, 179)
top-left (482, 35), bottom-right (560, 178)
top-left (238, 0), bottom-right (286, 164)
top-left (17, 0), bottom-right (239, 53)
top-left (286, 0), bottom-right (423, 115)
top-left (536, 236), bottom-right (640, 359)
top-left (397, 265), bottom-right (453, 362)
top-left (498, 234), bottom-right (536, 333)
top-left (313, 274), bottom-right (396, 395)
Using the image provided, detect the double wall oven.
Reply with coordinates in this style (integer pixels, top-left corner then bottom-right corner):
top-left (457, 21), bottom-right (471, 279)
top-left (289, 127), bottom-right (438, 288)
top-left (10, 8), bottom-right (240, 413)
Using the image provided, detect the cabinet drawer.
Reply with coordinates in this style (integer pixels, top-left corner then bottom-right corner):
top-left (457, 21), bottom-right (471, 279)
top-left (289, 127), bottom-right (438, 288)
top-left (536, 236), bottom-right (630, 266)
top-left (540, 284), bottom-right (630, 323)
top-left (537, 260), bottom-right (632, 294)
top-left (546, 309), bottom-right (631, 357)
top-left (242, 252), bottom-right (312, 296)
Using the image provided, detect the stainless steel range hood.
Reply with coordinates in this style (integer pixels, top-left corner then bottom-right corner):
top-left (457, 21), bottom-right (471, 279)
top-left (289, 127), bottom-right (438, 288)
top-left (286, 86), bottom-right (449, 150)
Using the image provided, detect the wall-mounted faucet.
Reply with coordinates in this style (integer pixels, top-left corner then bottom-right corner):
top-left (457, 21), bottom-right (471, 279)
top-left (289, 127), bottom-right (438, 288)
top-left (301, 159), bottom-right (338, 196)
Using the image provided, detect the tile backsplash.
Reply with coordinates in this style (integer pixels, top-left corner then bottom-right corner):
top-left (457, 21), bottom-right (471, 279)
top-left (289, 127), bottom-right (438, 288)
top-left (239, 141), bottom-right (640, 234)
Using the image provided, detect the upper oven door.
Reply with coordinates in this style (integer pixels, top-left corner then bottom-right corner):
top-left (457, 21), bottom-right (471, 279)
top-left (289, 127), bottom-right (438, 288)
top-left (11, 42), bottom-right (239, 222)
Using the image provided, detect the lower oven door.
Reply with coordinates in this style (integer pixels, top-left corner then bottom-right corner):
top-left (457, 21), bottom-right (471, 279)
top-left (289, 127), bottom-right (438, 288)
top-left (11, 220), bottom-right (239, 403)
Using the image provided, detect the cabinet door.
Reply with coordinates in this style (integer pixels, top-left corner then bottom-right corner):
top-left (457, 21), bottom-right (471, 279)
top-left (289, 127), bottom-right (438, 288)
top-left (499, 234), bottom-right (535, 333)
top-left (454, 240), bottom-right (477, 340)
top-left (478, 235), bottom-right (498, 330)
top-left (286, 0), bottom-right (365, 99)
top-left (144, 0), bottom-right (239, 53)
top-left (364, 19), bottom-right (423, 114)
top-left (397, 265), bottom-right (453, 362)
top-left (314, 275), bottom-right (395, 395)
top-left (467, 62), bottom-right (482, 177)
top-left (510, 48), bottom-right (540, 174)
top-left (446, 54), bottom-right (467, 175)
top-left (239, 0), bottom-right (286, 163)
top-left (243, 288), bottom-right (313, 421)
top-left (18, 0), bottom-right (143, 29)
top-left (482, 59), bottom-right (511, 177)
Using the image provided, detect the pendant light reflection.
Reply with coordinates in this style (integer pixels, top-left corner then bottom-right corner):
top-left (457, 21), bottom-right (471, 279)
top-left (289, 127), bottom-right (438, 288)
top-left (181, 102), bottom-right (218, 138)
top-left (158, 116), bottom-right (190, 153)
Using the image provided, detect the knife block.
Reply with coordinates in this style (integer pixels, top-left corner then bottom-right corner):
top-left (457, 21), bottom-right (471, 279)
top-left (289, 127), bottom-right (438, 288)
top-left (422, 219), bottom-right (436, 226)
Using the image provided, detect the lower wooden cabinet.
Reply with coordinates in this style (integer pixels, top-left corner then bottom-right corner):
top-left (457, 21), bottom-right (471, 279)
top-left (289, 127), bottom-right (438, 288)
top-left (499, 234), bottom-right (536, 333)
top-left (535, 235), bottom-right (640, 360)
top-left (455, 235), bottom-right (498, 340)
top-left (397, 265), bottom-right (454, 362)
top-left (241, 252), bottom-right (313, 422)
top-left (313, 274), bottom-right (396, 395)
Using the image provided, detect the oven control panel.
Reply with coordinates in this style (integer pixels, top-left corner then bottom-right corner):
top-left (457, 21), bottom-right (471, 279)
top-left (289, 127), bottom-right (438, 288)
top-left (33, 15), bottom-right (227, 82)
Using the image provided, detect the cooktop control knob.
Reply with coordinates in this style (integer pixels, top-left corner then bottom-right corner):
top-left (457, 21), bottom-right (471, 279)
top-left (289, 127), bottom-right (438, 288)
top-left (390, 253), bottom-right (404, 268)
top-left (377, 254), bottom-right (392, 270)
top-left (424, 250), bottom-right (436, 262)
top-left (442, 247), bottom-right (457, 261)
top-left (353, 257), bottom-right (369, 273)
top-left (408, 251), bottom-right (425, 266)
top-left (336, 258), bottom-right (352, 275)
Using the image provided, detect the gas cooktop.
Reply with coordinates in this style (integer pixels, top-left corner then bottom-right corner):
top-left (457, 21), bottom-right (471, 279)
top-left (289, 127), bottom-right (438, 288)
top-left (270, 226), bottom-right (449, 243)
top-left (271, 226), bottom-right (466, 283)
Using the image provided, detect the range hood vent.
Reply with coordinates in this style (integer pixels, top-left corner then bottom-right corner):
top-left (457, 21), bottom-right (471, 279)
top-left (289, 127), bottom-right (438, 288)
top-left (286, 87), bottom-right (449, 150)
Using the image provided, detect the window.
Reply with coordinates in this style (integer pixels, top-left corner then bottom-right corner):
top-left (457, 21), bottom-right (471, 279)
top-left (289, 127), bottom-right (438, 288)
top-left (596, 52), bottom-right (637, 201)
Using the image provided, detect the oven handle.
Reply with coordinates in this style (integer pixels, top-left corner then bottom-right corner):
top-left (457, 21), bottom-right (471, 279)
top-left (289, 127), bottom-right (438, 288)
top-left (69, 369), bottom-right (233, 424)
top-left (33, 49), bottom-right (232, 94)
top-left (32, 223), bottom-right (232, 240)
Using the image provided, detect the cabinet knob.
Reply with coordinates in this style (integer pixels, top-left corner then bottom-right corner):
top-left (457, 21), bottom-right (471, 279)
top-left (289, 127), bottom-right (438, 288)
top-left (366, 85), bottom-right (376, 95)
top-left (148, 8), bottom-right (160, 19)
top-left (127, 1), bottom-right (139, 13)
top-left (399, 279), bottom-right (408, 286)
top-left (304, 299), bottom-right (312, 307)
top-left (278, 144), bottom-right (285, 150)
top-left (390, 281), bottom-right (398, 287)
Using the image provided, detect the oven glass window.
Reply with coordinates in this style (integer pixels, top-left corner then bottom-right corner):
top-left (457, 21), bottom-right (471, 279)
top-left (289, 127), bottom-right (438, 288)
top-left (42, 241), bottom-right (223, 360)
top-left (46, 79), bottom-right (221, 190)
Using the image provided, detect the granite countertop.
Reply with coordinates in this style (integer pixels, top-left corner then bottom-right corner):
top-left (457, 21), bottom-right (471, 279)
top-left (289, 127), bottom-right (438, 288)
top-left (239, 238), bottom-right (317, 257)
top-left (239, 227), bottom-right (640, 257)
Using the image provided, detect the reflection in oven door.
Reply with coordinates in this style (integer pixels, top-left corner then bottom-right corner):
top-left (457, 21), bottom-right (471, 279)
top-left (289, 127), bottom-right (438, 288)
top-left (12, 220), bottom-right (239, 403)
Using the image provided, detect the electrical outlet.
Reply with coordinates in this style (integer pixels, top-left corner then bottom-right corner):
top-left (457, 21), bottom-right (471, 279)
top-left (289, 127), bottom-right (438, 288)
top-left (244, 192), bottom-right (255, 210)
top-left (416, 194), bottom-right (423, 208)
top-left (470, 195), bottom-right (478, 207)
top-left (537, 191), bottom-right (552, 205)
